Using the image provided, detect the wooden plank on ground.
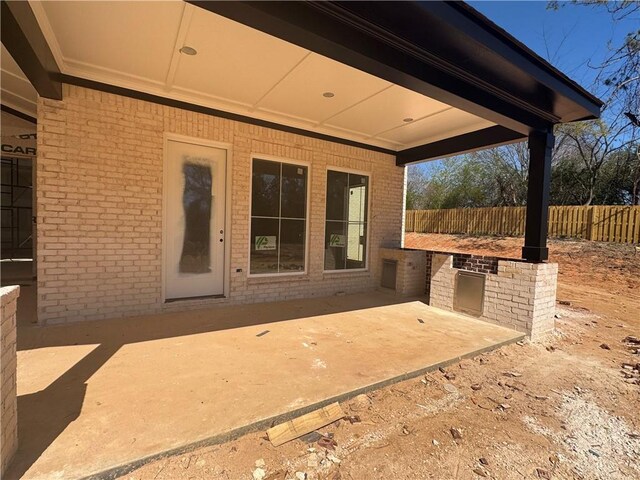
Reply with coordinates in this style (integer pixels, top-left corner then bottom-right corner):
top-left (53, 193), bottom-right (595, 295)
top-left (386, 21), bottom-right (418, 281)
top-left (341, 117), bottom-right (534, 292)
top-left (267, 402), bottom-right (345, 447)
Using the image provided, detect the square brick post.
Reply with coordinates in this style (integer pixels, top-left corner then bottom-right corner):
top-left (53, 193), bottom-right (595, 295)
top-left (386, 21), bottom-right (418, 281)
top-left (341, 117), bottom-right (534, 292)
top-left (1, 286), bottom-right (20, 475)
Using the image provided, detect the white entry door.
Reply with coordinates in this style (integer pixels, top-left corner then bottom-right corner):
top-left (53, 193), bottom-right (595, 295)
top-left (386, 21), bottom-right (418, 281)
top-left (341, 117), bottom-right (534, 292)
top-left (165, 138), bottom-right (226, 299)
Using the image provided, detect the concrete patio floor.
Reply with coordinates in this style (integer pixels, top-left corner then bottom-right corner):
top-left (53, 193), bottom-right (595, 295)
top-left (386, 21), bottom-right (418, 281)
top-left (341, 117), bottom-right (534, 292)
top-left (7, 292), bottom-right (523, 480)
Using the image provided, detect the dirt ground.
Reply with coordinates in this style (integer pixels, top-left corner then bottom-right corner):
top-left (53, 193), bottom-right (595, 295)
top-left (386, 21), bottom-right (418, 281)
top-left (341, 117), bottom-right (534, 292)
top-left (125, 234), bottom-right (639, 480)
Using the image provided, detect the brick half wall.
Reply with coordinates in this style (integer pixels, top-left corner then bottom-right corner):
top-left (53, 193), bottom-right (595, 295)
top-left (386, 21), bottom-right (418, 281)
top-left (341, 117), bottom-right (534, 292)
top-left (429, 254), bottom-right (557, 339)
top-left (424, 251), bottom-right (501, 304)
top-left (379, 248), bottom-right (427, 297)
top-left (1, 286), bottom-right (19, 475)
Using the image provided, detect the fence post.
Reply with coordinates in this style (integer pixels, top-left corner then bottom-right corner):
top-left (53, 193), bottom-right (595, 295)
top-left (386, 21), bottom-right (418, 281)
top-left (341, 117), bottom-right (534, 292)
top-left (590, 206), bottom-right (599, 241)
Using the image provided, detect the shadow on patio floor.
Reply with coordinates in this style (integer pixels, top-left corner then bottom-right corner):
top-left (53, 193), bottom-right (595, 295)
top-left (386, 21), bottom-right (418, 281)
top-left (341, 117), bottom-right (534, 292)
top-left (8, 293), bottom-right (420, 479)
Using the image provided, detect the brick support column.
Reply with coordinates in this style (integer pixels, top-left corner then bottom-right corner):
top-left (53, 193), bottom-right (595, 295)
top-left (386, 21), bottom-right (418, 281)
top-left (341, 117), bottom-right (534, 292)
top-left (1, 286), bottom-right (20, 475)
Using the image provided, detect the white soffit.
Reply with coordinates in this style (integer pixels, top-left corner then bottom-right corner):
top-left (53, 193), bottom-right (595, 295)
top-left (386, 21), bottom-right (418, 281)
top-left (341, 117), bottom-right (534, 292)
top-left (379, 109), bottom-right (496, 148)
top-left (0, 44), bottom-right (38, 117)
top-left (172, 9), bottom-right (309, 107)
top-left (28, 0), bottom-right (496, 151)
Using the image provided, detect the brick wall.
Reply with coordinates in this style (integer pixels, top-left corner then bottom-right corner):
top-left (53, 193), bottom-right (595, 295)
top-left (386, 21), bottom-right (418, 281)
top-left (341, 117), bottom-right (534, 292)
top-left (378, 248), bottom-right (427, 297)
top-left (424, 250), bottom-right (503, 303)
top-left (1, 286), bottom-right (19, 475)
top-left (36, 85), bottom-right (404, 324)
top-left (451, 254), bottom-right (499, 274)
top-left (429, 253), bottom-right (557, 339)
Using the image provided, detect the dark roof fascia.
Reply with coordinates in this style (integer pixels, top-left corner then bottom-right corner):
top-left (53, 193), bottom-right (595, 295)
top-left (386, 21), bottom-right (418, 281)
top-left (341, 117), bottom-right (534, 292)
top-left (189, 1), bottom-right (601, 133)
top-left (451, 1), bottom-right (603, 109)
top-left (188, 0), bottom-right (550, 135)
top-left (396, 126), bottom-right (526, 165)
top-left (345, 0), bottom-right (602, 123)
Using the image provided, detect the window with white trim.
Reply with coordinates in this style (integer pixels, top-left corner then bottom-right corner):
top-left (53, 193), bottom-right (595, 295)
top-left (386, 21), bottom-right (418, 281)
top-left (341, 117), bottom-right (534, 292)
top-left (324, 170), bottom-right (369, 270)
top-left (250, 158), bottom-right (307, 275)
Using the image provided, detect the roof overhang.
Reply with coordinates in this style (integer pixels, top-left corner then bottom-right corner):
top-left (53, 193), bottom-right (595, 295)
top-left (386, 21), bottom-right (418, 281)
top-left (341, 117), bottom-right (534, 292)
top-left (1, 0), bottom-right (602, 164)
top-left (1, 1), bottom-right (60, 100)
top-left (397, 126), bottom-right (525, 165)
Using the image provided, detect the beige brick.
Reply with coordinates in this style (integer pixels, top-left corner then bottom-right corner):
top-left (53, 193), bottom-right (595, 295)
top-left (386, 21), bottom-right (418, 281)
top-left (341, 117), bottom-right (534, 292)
top-left (37, 85), bottom-right (404, 324)
top-left (429, 256), bottom-right (557, 340)
top-left (1, 286), bottom-right (19, 476)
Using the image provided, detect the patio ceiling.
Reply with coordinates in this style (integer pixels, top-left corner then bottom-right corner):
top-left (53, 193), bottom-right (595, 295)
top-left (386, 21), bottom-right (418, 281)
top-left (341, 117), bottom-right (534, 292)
top-left (2, 1), bottom-right (601, 164)
top-left (4, 0), bottom-right (490, 152)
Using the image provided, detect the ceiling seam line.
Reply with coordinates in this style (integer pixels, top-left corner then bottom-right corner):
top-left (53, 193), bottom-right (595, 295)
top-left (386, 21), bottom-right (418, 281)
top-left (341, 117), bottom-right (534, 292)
top-left (308, 3), bottom-right (561, 125)
top-left (314, 83), bottom-right (394, 127)
top-left (365, 106), bottom-right (455, 140)
top-left (249, 51), bottom-right (312, 112)
top-left (165, 3), bottom-right (195, 90)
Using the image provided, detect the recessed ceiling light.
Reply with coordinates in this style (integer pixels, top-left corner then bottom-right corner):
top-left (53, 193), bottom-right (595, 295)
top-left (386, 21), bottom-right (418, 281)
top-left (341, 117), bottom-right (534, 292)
top-left (179, 46), bottom-right (197, 56)
top-left (322, 92), bottom-right (335, 98)
top-left (403, 117), bottom-right (414, 123)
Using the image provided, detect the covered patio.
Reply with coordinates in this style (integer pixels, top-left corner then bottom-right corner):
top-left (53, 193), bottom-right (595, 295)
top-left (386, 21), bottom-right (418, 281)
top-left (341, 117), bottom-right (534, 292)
top-left (8, 292), bottom-right (522, 479)
top-left (0, 1), bottom-right (603, 479)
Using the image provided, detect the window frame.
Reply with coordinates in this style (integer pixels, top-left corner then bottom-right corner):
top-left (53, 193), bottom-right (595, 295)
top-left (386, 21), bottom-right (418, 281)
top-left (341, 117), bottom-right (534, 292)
top-left (247, 154), bottom-right (311, 278)
top-left (322, 165), bottom-right (372, 274)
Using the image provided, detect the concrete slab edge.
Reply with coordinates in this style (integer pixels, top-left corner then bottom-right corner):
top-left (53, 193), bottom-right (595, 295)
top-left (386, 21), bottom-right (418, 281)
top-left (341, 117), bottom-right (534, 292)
top-left (82, 333), bottom-right (525, 480)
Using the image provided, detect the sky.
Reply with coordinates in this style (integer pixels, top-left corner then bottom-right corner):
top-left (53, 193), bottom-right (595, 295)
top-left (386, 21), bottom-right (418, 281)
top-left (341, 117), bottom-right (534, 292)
top-left (469, 0), bottom-right (637, 94)
top-left (416, 0), bottom-right (638, 174)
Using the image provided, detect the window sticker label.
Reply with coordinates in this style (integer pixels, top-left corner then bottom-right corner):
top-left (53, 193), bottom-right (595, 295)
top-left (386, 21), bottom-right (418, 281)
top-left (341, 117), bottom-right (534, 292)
top-left (255, 235), bottom-right (277, 251)
top-left (329, 234), bottom-right (346, 247)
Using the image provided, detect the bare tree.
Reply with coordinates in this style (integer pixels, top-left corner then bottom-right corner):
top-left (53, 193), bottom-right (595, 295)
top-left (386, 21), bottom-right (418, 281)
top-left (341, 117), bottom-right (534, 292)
top-left (469, 142), bottom-right (529, 206)
top-left (405, 166), bottom-right (429, 210)
top-left (549, 0), bottom-right (639, 204)
top-left (556, 113), bottom-right (637, 205)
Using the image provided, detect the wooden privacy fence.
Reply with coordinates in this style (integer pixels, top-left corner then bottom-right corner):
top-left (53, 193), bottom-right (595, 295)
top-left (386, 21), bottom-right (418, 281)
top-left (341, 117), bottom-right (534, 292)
top-left (405, 205), bottom-right (640, 244)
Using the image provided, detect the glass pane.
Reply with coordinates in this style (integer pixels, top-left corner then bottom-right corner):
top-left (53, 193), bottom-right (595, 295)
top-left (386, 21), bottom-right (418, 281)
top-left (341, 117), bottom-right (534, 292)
top-left (17, 208), bottom-right (32, 248)
top-left (250, 217), bottom-right (279, 274)
top-left (179, 162), bottom-right (212, 274)
top-left (281, 163), bottom-right (307, 219)
top-left (326, 170), bottom-right (348, 221)
top-left (1, 161), bottom-right (11, 185)
top-left (324, 221), bottom-right (346, 270)
top-left (12, 186), bottom-right (32, 208)
top-left (348, 174), bottom-right (368, 223)
top-left (1, 191), bottom-right (11, 206)
top-left (252, 159), bottom-right (280, 217)
top-left (324, 171), bottom-right (369, 270)
top-left (1, 209), bottom-right (12, 229)
top-left (279, 219), bottom-right (305, 272)
top-left (17, 161), bottom-right (32, 187)
top-left (0, 231), bottom-right (10, 248)
top-left (346, 222), bottom-right (367, 268)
